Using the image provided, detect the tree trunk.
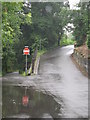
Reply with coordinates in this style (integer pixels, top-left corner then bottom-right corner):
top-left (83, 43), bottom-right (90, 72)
top-left (58, 39), bottom-right (60, 46)
top-left (58, 36), bottom-right (61, 46)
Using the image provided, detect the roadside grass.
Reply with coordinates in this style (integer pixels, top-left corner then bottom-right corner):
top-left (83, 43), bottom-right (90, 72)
top-left (22, 71), bottom-right (26, 76)
top-left (37, 49), bottom-right (47, 57)
top-left (22, 70), bottom-right (30, 76)
top-left (60, 39), bottom-right (75, 46)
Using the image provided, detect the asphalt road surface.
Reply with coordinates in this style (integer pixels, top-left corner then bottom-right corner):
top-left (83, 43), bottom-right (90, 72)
top-left (2, 45), bottom-right (88, 118)
top-left (39, 45), bottom-right (88, 118)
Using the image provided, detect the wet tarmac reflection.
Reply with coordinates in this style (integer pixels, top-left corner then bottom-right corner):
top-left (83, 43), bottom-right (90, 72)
top-left (2, 85), bottom-right (62, 118)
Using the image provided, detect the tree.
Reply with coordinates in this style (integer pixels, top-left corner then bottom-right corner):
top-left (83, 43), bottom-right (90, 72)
top-left (2, 2), bottom-right (71, 74)
top-left (2, 3), bottom-right (23, 74)
top-left (71, 2), bottom-right (88, 46)
top-left (87, 1), bottom-right (90, 49)
top-left (30, 2), bottom-right (70, 48)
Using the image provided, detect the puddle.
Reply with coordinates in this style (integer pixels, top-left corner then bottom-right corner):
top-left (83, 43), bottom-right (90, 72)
top-left (2, 85), bottom-right (62, 118)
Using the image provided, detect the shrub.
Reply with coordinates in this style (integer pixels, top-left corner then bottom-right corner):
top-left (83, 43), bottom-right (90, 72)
top-left (60, 39), bottom-right (75, 46)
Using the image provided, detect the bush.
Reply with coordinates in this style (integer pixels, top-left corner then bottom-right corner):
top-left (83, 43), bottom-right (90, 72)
top-left (60, 39), bottom-right (75, 46)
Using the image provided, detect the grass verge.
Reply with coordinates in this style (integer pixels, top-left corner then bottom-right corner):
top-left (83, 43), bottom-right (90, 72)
top-left (37, 49), bottom-right (47, 57)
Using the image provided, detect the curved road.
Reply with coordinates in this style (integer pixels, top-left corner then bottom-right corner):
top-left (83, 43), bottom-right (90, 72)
top-left (39, 45), bottom-right (88, 118)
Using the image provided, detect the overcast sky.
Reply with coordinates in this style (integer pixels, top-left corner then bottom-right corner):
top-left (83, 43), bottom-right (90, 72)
top-left (69, 0), bottom-right (80, 9)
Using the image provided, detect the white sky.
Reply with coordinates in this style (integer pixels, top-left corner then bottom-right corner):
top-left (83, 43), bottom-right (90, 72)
top-left (69, 0), bottom-right (80, 9)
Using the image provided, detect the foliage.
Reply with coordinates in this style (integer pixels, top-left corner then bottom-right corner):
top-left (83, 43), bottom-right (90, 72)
top-left (87, 30), bottom-right (90, 49)
top-left (2, 1), bottom-right (73, 75)
top-left (2, 2), bottom-right (32, 75)
top-left (60, 38), bottom-right (75, 46)
top-left (2, 3), bottom-right (22, 74)
top-left (30, 2), bottom-right (70, 47)
top-left (71, 2), bottom-right (89, 47)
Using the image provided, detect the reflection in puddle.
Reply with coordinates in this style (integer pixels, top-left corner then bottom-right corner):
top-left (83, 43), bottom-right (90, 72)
top-left (2, 85), bottom-right (62, 118)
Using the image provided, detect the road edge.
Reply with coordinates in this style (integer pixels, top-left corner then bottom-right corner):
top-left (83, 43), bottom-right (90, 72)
top-left (70, 53), bottom-right (88, 78)
top-left (34, 56), bottom-right (40, 75)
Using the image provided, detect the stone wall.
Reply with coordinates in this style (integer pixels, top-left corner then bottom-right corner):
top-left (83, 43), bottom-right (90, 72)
top-left (88, 59), bottom-right (90, 78)
top-left (73, 49), bottom-right (88, 74)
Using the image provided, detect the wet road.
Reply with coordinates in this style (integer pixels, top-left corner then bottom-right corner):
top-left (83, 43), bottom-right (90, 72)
top-left (39, 45), bottom-right (88, 118)
top-left (2, 45), bottom-right (88, 118)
